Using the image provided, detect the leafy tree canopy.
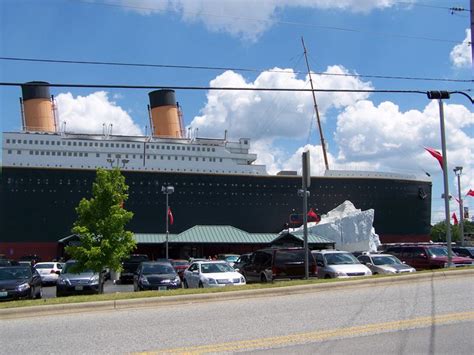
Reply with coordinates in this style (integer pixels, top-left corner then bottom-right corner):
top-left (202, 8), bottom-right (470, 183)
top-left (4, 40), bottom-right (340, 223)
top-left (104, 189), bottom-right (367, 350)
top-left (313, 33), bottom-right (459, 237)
top-left (430, 220), bottom-right (474, 242)
top-left (65, 168), bottom-right (135, 276)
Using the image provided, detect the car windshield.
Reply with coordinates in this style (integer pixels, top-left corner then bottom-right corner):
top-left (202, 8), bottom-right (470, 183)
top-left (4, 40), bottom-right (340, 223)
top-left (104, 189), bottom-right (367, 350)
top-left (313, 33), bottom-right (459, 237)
top-left (142, 264), bottom-right (176, 275)
top-left (325, 253), bottom-right (360, 265)
top-left (372, 256), bottom-right (402, 265)
top-left (0, 267), bottom-right (31, 280)
top-left (201, 263), bottom-right (234, 273)
top-left (426, 247), bottom-right (448, 257)
top-left (63, 263), bottom-right (93, 274)
top-left (35, 263), bottom-right (55, 269)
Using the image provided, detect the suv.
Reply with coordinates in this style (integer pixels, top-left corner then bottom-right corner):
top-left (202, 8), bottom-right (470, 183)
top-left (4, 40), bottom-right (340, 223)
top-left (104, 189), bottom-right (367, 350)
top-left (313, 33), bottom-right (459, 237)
top-left (452, 246), bottom-right (474, 259)
top-left (312, 250), bottom-right (372, 279)
top-left (119, 254), bottom-right (150, 284)
top-left (384, 245), bottom-right (473, 270)
top-left (240, 248), bottom-right (316, 283)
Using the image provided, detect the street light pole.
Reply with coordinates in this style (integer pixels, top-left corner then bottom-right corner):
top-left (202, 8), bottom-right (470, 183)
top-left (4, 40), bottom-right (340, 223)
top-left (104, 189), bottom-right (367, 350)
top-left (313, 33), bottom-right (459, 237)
top-left (454, 167), bottom-right (464, 246)
top-left (162, 186), bottom-right (174, 259)
top-left (427, 91), bottom-right (452, 266)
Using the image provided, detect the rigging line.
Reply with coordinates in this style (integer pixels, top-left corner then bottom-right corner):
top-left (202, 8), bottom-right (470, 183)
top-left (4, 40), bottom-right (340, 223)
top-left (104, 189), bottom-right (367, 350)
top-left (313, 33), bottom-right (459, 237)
top-left (1, 57), bottom-right (472, 84)
top-left (393, 1), bottom-right (469, 11)
top-left (76, 0), bottom-right (460, 44)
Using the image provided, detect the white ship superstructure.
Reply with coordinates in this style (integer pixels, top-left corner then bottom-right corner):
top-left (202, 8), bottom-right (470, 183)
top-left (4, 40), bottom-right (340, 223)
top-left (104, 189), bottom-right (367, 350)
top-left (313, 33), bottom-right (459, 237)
top-left (2, 82), bottom-right (266, 175)
top-left (2, 132), bottom-right (266, 175)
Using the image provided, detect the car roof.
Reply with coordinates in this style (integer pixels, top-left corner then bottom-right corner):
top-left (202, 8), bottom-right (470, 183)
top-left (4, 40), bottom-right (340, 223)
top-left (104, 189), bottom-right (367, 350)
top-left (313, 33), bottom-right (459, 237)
top-left (312, 250), bottom-right (350, 254)
top-left (192, 260), bottom-right (227, 264)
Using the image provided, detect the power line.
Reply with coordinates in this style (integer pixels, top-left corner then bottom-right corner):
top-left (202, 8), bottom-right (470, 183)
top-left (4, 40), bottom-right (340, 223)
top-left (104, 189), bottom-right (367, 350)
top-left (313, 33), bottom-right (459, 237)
top-left (1, 56), bottom-right (472, 84)
top-left (5, 80), bottom-right (472, 102)
top-left (76, 0), bottom-right (462, 44)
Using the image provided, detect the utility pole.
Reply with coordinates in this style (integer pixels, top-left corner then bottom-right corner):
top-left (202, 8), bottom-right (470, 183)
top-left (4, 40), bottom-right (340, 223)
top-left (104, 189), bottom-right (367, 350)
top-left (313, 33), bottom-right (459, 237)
top-left (454, 167), bottom-right (465, 246)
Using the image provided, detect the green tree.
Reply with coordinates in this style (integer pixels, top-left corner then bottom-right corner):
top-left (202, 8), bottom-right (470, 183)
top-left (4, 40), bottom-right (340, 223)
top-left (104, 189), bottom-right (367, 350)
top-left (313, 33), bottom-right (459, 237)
top-left (65, 168), bottom-right (136, 293)
top-left (430, 220), bottom-right (474, 243)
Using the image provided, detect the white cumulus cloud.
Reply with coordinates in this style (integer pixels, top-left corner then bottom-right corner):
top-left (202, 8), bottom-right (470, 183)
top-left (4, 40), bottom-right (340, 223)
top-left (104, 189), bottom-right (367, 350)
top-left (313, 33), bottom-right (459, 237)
top-left (55, 91), bottom-right (143, 136)
top-left (450, 28), bottom-right (472, 69)
top-left (188, 66), bottom-right (372, 141)
top-left (334, 99), bottom-right (473, 178)
top-left (109, 0), bottom-right (408, 41)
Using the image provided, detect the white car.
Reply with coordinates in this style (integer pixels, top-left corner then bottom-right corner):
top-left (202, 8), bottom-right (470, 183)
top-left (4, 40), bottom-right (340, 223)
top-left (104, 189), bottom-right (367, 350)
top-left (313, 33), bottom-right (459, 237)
top-left (34, 262), bottom-right (63, 285)
top-left (312, 250), bottom-right (372, 279)
top-left (183, 260), bottom-right (246, 288)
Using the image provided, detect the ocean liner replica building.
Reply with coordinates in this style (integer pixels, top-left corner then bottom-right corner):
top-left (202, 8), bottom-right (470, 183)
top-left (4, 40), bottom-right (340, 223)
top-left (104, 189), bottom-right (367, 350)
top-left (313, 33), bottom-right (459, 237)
top-left (1, 82), bottom-right (432, 259)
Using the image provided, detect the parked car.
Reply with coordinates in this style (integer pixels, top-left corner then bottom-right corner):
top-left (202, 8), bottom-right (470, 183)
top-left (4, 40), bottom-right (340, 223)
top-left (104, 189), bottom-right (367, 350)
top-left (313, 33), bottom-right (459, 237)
top-left (183, 260), bottom-right (246, 288)
top-left (452, 246), bottom-right (474, 259)
top-left (119, 254), bottom-right (150, 284)
top-left (240, 247), bottom-right (317, 283)
top-left (232, 253), bottom-right (251, 272)
top-left (384, 245), bottom-right (473, 270)
top-left (56, 260), bottom-right (101, 297)
top-left (19, 254), bottom-right (41, 265)
top-left (133, 261), bottom-right (181, 291)
top-left (170, 259), bottom-right (190, 280)
top-left (217, 254), bottom-right (240, 267)
top-left (312, 250), bottom-right (372, 279)
top-left (357, 253), bottom-right (416, 275)
top-left (34, 262), bottom-right (63, 285)
top-left (0, 266), bottom-right (42, 301)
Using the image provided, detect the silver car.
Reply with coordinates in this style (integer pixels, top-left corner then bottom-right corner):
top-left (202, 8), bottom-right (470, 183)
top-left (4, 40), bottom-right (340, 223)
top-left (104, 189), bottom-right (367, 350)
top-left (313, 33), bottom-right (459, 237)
top-left (312, 250), bottom-right (372, 279)
top-left (56, 260), bottom-right (100, 297)
top-left (357, 253), bottom-right (416, 275)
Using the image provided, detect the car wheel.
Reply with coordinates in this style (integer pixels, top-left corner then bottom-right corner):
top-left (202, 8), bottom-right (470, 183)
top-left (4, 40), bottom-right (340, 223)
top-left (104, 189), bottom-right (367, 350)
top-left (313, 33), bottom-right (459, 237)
top-left (183, 280), bottom-right (189, 289)
top-left (198, 281), bottom-right (203, 288)
top-left (29, 287), bottom-right (35, 299)
top-left (260, 274), bottom-right (268, 283)
top-left (324, 274), bottom-right (331, 279)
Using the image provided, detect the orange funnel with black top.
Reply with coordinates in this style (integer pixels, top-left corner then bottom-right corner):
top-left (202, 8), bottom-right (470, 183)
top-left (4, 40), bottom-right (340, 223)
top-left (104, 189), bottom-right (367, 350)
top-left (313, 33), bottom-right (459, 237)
top-left (148, 89), bottom-right (182, 138)
top-left (21, 81), bottom-right (55, 132)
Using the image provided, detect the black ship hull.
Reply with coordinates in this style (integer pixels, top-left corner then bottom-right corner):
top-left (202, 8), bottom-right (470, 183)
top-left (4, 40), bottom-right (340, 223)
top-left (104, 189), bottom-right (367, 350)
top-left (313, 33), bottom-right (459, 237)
top-left (1, 167), bottom-right (432, 259)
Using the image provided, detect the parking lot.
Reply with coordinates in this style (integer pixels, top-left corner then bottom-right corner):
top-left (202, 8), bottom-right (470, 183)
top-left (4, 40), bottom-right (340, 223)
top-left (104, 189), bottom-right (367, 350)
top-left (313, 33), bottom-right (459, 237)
top-left (41, 280), bottom-right (134, 299)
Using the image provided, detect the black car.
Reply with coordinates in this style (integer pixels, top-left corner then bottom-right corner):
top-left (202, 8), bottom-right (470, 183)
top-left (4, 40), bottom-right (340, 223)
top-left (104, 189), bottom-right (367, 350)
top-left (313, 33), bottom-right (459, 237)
top-left (240, 247), bottom-right (317, 283)
top-left (232, 253), bottom-right (251, 272)
top-left (133, 261), bottom-right (181, 291)
top-left (452, 247), bottom-right (474, 259)
top-left (0, 266), bottom-right (42, 301)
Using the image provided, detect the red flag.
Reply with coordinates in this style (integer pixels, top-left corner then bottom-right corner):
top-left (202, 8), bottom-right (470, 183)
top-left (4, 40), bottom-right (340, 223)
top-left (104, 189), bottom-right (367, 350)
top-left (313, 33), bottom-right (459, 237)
top-left (168, 207), bottom-right (174, 225)
top-left (307, 208), bottom-right (321, 223)
top-left (424, 147), bottom-right (444, 170)
top-left (467, 189), bottom-right (474, 197)
top-left (452, 212), bottom-right (458, 225)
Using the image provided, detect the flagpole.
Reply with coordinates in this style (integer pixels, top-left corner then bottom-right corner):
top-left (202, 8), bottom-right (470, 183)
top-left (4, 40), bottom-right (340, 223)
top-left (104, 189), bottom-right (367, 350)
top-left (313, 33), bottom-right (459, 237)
top-left (162, 185), bottom-right (174, 259)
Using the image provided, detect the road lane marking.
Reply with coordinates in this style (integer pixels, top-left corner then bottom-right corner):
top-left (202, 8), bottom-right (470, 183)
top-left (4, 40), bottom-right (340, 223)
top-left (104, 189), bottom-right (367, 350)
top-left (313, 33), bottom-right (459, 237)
top-left (138, 310), bottom-right (474, 354)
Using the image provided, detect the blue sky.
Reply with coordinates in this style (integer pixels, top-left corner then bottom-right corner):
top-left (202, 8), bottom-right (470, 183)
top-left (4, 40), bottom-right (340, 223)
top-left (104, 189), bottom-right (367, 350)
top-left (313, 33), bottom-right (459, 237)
top-left (1, 0), bottom-right (472, 225)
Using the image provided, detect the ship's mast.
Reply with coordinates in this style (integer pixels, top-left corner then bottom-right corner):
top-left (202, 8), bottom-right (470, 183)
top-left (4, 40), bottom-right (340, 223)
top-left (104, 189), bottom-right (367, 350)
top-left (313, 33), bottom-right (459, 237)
top-left (301, 37), bottom-right (329, 171)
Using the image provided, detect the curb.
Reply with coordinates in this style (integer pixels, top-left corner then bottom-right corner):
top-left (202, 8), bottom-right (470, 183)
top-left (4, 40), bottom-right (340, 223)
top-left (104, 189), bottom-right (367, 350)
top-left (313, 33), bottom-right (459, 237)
top-left (1, 268), bottom-right (473, 319)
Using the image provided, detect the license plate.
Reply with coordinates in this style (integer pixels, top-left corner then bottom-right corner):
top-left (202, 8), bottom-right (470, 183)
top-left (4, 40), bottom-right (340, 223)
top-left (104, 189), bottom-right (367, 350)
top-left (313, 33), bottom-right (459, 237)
top-left (75, 285), bottom-right (83, 291)
top-left (0, 291), bottom-right (7, 297)
top-left (158, 286), bottom-right (167, 291)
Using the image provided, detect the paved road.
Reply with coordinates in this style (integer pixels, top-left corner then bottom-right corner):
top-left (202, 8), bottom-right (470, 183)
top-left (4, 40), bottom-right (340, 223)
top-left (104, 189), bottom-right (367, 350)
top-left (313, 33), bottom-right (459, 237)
top-left (1, 275), bottom-right (473, 354)
top-left (41, 280), bottom-right (133, 298)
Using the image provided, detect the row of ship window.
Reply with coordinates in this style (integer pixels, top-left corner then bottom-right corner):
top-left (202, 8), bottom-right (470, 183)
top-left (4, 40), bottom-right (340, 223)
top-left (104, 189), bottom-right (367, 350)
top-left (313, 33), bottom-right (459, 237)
top-left (6, 150), bottom-right (224, 163)
top-left (6, 138), bottom-right (216, 152)
top-left (4, 177), bottom-right (405, 192)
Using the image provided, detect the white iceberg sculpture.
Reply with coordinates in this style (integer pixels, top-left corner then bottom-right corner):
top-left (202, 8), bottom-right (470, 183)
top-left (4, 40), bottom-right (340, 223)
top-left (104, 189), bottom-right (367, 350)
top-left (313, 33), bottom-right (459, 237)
top-left (292, 200), bottom-right (381, 252)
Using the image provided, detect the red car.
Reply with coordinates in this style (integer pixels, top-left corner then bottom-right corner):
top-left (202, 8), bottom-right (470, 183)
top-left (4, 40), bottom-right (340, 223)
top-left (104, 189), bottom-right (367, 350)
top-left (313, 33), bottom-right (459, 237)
top-left (384, 245), bottom-right (473, 270)
top-left (170, 259), bottom-right (190, 280)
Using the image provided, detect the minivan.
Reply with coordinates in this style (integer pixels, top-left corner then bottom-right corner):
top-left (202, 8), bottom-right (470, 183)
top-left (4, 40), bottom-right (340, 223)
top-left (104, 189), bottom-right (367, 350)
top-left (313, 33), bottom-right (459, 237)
top-left (240, 247), bottom-right (316, 282)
